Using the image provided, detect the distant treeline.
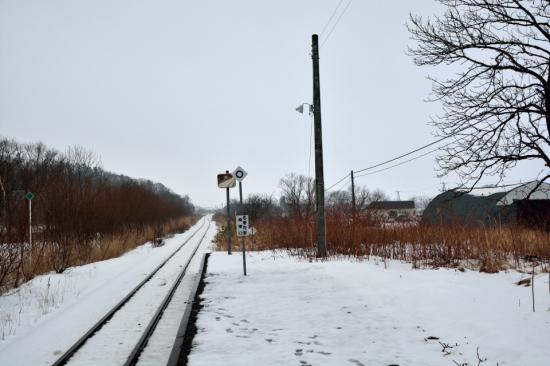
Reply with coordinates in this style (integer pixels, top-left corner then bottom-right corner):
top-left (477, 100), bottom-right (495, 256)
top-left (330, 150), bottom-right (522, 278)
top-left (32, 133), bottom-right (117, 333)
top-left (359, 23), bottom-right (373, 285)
top-left (0, 137), bottom-right (194, 291)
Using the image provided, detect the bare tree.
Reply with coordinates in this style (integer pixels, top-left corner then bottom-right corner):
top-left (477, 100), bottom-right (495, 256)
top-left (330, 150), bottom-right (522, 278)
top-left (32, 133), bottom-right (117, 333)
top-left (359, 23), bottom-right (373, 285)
top-left (279, 173), bottom-right (315, 220)
top-left (408, 0), bottom-right (550, 188)
top-left (411, 195), bottom-right (433, 211)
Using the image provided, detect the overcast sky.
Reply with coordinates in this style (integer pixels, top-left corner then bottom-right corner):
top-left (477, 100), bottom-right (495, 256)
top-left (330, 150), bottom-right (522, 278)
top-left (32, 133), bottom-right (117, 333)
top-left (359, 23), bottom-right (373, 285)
top-left (0, 0), bottom-right (543, 207)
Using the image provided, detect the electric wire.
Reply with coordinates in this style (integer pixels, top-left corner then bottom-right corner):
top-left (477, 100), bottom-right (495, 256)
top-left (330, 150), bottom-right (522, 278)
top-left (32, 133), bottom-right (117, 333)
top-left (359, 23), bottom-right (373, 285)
top-left (354, 136), bottom-right (449, 174)
top-left (353, 120), bottom-right (489, 174)
top-left (354, 148), bottom-right (439, 180)
top-left (320, 0), bottom-right (354, 48)
top-left (325, 172), bottom-right (351, 192)
top-left (319, 0), bottom-right (344, 37)
top-left (332, 176), bottom-right (351, 192)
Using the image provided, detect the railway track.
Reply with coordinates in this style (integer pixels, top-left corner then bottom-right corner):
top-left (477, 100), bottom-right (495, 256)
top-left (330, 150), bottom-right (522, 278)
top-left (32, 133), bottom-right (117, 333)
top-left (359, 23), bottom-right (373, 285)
top-left (51, 217), bottom-right (212, 366)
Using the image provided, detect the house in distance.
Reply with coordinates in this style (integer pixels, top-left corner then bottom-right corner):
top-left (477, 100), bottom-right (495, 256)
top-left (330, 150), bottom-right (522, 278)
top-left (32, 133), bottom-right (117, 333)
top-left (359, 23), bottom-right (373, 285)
top-left (422, 181), bottom-right (550, 229)
top-left (366, 201), bottom-right (416, 223)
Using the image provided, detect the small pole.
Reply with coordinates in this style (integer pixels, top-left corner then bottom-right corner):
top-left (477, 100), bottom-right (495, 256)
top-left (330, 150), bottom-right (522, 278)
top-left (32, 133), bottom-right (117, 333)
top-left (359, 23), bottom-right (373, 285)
top-left (225, 171), bottom-right (232, 255)
top-left (239, 181), bottom-right (247, 276)
top-left (28, 199), bottom-right (32, 247)
top-left (532, 260), bottom-right (535, 312)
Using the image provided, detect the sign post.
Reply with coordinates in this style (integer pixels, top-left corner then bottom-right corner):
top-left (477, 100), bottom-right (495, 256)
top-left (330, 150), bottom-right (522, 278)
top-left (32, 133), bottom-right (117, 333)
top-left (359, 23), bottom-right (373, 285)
top-left (234, 166), bottom-right (248, 276)
top-left (218, 171), bottom-right (236, 255)
top-left (235, 215), bottom-right (249, 276)
top-left (25, 192), bottom-right (34, 247)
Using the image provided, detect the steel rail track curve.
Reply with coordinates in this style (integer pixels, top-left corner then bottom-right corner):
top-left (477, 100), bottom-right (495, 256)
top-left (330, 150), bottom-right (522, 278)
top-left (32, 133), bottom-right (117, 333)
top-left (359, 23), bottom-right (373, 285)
top-left (51, 217), bottom-right (211, 366)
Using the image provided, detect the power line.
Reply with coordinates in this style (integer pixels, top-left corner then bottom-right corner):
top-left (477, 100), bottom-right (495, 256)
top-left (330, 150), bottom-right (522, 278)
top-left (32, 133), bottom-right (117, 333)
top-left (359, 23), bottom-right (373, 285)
top-left (326, 172), bottom-right (350, 191)
top-left (354, 136), bottom-right (448, 174)
top-left (355, 148), bottom-right (439, 179)
top-left (327, 136), bottom-right (449, 191)
top-left (354, 120), bottom-right (489, 174)
top-left (319, 0), bottom-right (344, 37)
top-left (320, 0), bottom-right (354, 48)
top-left (332, 176), bottom-right (351, 192)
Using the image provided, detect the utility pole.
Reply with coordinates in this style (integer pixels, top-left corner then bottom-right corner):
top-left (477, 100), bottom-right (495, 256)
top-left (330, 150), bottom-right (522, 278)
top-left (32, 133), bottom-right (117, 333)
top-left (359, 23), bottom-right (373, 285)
top-left (350, 170), bottom-right (356, 247)
top-left (311, 34), bottom-right (326, 257)
top-left (350, 170), bottom-right (356, 223)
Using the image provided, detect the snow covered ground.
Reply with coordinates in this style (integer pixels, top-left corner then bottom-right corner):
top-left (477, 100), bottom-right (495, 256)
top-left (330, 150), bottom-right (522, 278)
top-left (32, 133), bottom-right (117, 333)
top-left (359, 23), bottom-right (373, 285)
top-left (0, 215), bottom-right (216, 366)
top-left (189, 251), bottom-right (550, 366)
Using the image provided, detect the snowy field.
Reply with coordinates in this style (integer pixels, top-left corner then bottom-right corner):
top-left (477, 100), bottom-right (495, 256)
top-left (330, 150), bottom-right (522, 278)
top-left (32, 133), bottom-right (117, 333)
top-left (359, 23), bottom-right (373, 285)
top-left (189, 251), bottom-right (550, 366)
top-left (0, 215), bottom-right (216, 366)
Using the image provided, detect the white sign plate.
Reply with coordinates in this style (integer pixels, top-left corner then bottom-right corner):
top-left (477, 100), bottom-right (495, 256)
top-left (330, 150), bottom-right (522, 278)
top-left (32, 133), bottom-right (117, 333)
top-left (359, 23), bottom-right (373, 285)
top-left (236, 214), bottom-right (249, 237)
top-left (233, 166), bottom-right (248, 182)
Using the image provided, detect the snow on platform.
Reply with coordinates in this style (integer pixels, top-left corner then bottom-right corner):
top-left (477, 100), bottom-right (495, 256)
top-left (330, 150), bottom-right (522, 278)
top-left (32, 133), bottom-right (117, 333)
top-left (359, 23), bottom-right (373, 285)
top-left (189, 251), bottom-right (550, 366)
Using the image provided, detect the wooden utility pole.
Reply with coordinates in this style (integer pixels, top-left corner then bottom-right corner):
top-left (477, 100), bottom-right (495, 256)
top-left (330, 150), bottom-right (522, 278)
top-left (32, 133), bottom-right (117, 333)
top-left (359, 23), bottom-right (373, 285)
top-left (350, 170), bottom-right (356, 223)
top-left (350, 170), bottom-right (356, 247)
top-left (312, 34), bottom-right (326, 257)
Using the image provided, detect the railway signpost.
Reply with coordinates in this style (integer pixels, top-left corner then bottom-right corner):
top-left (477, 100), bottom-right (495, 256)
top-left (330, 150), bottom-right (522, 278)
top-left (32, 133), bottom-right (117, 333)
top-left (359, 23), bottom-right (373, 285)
top-left (218, 171), bottom-right (236, 255)
top-left (236, 215), bottom-right (249, 237)
top-left (233, 166), bottom-right (247, 182)
top-left (234, 166), bottom-right (248, 276)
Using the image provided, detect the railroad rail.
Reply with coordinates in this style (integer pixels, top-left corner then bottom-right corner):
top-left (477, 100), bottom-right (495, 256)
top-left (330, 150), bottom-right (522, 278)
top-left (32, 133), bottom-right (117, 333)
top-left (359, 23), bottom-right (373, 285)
top-left (51, 217), bottom-right (212, 366)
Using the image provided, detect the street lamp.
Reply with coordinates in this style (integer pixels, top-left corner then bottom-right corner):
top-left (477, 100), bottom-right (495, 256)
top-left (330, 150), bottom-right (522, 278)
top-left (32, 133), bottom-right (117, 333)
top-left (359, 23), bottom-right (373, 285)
top-left (295, 103), bottom-right (313, 115)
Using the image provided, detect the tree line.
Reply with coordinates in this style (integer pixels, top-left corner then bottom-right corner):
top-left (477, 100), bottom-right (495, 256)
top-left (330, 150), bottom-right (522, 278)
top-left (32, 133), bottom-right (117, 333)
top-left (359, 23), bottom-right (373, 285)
top-left (0, 137), bottom-right (194, 291)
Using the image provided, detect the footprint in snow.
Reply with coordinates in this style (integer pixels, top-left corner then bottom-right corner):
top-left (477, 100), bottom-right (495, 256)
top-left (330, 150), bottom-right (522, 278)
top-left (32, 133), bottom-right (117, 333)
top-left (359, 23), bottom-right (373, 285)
top-left (295, 349), bottom-right (303, 356)
top-left (225, 328), bottom-right (233, 333)
top-left (348, 359), bottom-right (365, 366)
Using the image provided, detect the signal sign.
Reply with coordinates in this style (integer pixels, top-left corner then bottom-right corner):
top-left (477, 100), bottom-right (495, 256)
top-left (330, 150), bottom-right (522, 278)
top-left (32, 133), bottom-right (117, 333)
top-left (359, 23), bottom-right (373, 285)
top-left (236, 214), bottom-right (249, 237)
top-left (233, 166), bottom-right (247, 182)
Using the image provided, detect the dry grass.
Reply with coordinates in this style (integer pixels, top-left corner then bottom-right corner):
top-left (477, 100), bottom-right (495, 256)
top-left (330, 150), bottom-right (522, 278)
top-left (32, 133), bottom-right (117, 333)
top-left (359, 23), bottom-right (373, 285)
top-left (0, 216), bottom-right (198, 293)
top-left (213, 212), bottom-right (550, 272)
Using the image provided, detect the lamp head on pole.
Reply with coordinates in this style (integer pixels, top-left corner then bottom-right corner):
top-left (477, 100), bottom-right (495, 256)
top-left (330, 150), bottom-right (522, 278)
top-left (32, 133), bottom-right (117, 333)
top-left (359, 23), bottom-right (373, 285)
top-left (295, 103), bottom-right (313, 115)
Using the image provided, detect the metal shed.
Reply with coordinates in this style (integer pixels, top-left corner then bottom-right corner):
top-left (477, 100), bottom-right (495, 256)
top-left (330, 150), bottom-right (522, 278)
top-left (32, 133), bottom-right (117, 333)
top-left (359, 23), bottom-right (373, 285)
top-left (422, 181), bottom-right (550, 228)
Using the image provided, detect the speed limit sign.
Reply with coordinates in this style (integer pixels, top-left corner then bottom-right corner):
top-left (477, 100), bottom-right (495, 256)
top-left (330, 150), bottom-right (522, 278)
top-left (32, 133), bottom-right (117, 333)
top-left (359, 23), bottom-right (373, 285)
top-left (233, 166), bottom-right (247, 182)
